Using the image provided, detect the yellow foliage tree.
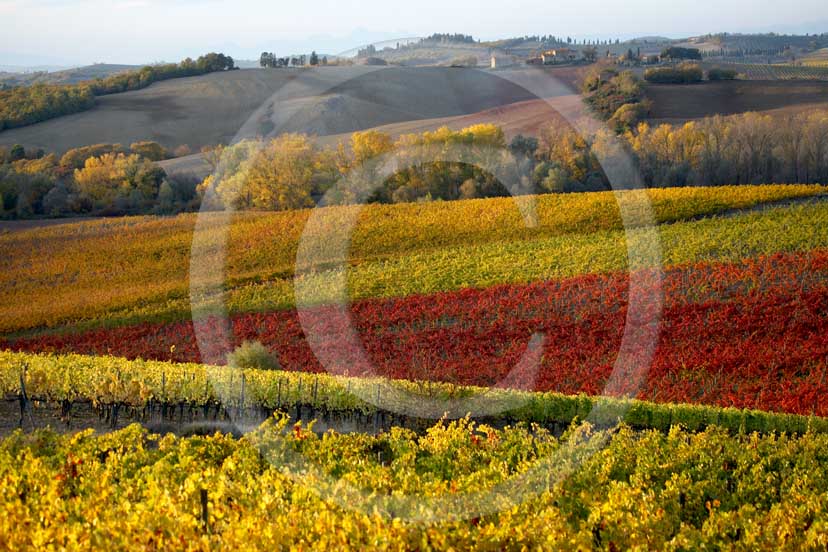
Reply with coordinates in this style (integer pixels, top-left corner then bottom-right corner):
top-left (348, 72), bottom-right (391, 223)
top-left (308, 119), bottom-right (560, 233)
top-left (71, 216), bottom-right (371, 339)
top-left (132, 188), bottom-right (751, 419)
top-left (74, 153), bottom-right (164, 204)
top-left (350, 130), bottom-right (394, 166)
top-left (214, 134), bottom-right (318, 211)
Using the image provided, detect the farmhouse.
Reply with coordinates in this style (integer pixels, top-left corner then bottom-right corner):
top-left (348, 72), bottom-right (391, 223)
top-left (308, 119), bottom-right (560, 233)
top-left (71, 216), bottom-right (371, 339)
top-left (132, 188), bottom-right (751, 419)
top-left (542, 48), bottom-right (579, 64)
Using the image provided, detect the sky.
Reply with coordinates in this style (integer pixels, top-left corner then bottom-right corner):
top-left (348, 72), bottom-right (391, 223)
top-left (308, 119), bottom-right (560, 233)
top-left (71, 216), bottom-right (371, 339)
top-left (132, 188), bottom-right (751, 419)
top-left (1, 0), bottom-right (827, 67)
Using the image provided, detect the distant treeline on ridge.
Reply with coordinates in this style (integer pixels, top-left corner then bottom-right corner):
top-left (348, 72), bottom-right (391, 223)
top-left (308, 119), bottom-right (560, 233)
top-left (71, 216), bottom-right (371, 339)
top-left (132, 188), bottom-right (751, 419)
top-left (0, 53), bottom-right (237, 131)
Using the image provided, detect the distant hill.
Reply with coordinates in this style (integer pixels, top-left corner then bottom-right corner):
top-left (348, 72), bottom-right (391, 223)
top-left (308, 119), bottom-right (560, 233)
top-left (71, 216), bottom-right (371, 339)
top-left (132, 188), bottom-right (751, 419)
top-left (0, 64), bottom-right (70, 73)
top-left (0, 63), bottom-right (139, 87)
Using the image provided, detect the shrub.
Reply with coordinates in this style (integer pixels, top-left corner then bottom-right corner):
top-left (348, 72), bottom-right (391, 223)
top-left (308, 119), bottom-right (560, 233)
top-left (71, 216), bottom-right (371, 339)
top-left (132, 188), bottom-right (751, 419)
top-left (58, 143), bottom-right (125, 177)
top-left (583, 70), bottom-right (643, 120)
top-left (173, 144), bottom-right (192, 157)
top-left (9, 144), bottom-right (25, 162)
top-left (362, 57), bottom-right (387, 66)
top-left (130, 141), bottom-right (169, 161)
top-left (660, 46), bottom-right (702, 60)
top-left (459, 179), bottom-right (479, 199)
top-left (449, 56), bottom-right (478, 68)
top-left (42, 183), bottom-right (70, 216)
top-left (707, 67), bottom-right (738, 81)
top-left (227, 341), bottom-right (280, 370)
top-left (609, 101), bottom-right (649, 131)
top-left (644, 63), bottom-right (703, 84)
top-left (391, 184), bottom-right (424, 203)
top-left (539, 167), bottom-right (569, 193)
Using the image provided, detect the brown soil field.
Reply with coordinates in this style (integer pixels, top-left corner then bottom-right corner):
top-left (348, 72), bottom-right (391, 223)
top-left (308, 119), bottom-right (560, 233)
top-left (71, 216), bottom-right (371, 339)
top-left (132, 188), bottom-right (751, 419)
top-left (0, 66), bottom-right (559, 154)
top-left (316, 96), bottom-right (582, 147)
top-left (645, 80), bottom-right (828, 124)
top-left (161, 95), bottom-right (583, 181)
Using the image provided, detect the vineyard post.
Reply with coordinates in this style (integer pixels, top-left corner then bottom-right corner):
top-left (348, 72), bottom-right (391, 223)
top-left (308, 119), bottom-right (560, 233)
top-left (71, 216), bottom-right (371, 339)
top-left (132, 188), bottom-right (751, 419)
top-left (18, 366), bottom-right (35, 431)
top-left (296, 378), bottom-right (303, 420)
top-left (277, 379), bottom-right (282, 409)
top-left (374, 384), bottom-right (381, 430)
top-left (200, 488), bottom-right (210, 534)
top-left (240, 373), bottom-right (246, 418)
top-left (111, 403), bottom-right (120, 429)
top-left (161, 371), bottom-right (167, 419)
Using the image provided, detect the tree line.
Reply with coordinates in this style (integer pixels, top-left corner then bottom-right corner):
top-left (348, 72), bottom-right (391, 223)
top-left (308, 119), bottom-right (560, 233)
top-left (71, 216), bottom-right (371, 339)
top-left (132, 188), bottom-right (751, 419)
top-left (0, 53), bottom-right (237, 131)
top-left (259, 52), bottom-right (327, 68)
top-left (0, 141), bottom-right (199, 218)
top-left (3, 110), bottom-right (828, 219)
top-left (198, 111), bottom-right (828, 211)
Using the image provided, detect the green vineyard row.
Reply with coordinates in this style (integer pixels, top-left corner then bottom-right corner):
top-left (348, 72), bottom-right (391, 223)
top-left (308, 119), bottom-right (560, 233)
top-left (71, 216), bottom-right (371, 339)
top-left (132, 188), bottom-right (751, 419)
top-left (3, 351), bottom-right (827, 435)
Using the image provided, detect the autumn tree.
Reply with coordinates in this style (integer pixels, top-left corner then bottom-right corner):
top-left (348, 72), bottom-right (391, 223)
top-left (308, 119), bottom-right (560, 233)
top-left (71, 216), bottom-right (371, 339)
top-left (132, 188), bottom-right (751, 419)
top-left (130, 141), bottom-right (169, 161)
top-left (73, 153), bottom-right (165, 206)
top-left (209, 135), bottom-right (320, 211)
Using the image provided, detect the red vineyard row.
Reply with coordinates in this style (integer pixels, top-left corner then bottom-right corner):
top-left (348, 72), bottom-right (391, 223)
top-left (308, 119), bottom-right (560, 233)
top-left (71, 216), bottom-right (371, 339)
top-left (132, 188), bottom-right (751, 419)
top-left (6, 250), bottom-right (828, 416)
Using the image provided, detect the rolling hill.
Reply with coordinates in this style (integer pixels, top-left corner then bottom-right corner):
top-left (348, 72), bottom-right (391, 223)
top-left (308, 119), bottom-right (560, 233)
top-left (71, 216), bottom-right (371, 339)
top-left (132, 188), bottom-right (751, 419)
top-left (4, 63), bottom-right (828, 182)
top-left (0, 66), bottom-right (551, 155)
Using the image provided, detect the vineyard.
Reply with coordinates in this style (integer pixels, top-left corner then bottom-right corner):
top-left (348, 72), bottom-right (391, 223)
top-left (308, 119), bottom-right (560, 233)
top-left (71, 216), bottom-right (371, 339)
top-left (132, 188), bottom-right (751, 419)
top-left (5, 183), bottom-right (828, 546)
top-left (706, 62), bottom-right (828, 80)
top-left (802, 48), bottom-right (828, 67)
top-left (1, 184), bottom-right (825, 335)
top-left (3, 418), bottom-right (828, 549)
top-left (2, 351), bottom-right (826, 435)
